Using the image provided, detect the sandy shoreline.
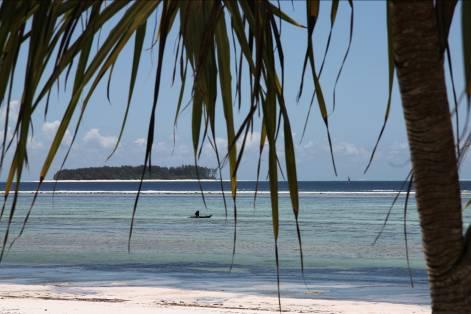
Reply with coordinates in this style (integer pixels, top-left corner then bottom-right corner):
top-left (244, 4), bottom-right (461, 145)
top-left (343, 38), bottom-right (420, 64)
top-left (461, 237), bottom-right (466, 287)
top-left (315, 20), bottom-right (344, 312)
top-left (0, 283), bottom-right (429, 313)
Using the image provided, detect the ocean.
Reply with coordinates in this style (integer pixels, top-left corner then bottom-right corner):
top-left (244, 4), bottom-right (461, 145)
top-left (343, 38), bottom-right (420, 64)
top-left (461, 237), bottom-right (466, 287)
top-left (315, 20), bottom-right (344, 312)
top-left (0, 180), bottom-right (470, 305)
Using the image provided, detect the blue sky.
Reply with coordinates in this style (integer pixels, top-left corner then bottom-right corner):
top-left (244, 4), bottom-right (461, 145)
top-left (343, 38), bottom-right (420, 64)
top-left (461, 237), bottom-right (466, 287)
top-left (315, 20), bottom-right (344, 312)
top-left (2, 1), bottom-right (470, 181)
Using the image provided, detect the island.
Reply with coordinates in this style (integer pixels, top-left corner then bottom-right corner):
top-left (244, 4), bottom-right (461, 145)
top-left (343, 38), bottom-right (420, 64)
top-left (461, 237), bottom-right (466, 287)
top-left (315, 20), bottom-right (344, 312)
top-left (53, 165), bottom-right (217, 180)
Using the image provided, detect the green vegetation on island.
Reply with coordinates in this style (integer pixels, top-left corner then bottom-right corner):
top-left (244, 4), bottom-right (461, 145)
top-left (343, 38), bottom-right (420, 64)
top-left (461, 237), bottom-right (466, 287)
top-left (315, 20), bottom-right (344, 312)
top-left (53, 165), bottom-right (217, 180)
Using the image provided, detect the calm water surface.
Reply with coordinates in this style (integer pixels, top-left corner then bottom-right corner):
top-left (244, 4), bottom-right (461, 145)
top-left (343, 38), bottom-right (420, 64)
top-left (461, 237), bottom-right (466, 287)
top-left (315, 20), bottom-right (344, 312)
top-left (0, 180), bottom-right (470, 304)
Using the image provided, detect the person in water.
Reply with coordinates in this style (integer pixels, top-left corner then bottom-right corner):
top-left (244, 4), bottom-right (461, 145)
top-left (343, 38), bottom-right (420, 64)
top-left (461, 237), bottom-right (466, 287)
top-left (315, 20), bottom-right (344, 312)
top-left (194, 210), bottom-right (200, 218)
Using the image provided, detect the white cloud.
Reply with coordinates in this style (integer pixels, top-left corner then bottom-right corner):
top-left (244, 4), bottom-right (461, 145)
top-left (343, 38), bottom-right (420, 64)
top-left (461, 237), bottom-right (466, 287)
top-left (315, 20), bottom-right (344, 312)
top-left (215, 137), bottom-right (228, 149)
top-left (134, 138), bottom-right (146, 147)
top-left (235, 131), bottom-right (263, 152)
top-left (243, 131), bottom-right (261, 150)
top-left (295, 140), bottom-right (322, 158)
top-left (0, 101), bottom-right (20, 142)
top-left (83, 128), bottom-right (117, 149)
top-left (168, 142), bottom-right (191, 155)
top-left (42, 120), bottom-right (72, 145)
top-left (386, 142), bottom-right (410, 167)
top-left (1, 100), bottom-right (20, 124)
top-left (389, 142), bottom-right (409, 153)
top-left (28, 136), bottom-right (43, 150)
top-left (303, 141), bottom-right (314, 150)
top-left (42, 120), bottom-right (60, 135)
top-left (332, 142), bottom-right (369, 157)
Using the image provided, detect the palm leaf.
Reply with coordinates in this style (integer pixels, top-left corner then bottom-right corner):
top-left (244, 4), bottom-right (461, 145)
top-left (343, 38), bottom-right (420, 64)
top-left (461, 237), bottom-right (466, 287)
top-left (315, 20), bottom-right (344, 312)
top-left (463, 0), bottom-right (471, 97)
top-left (364, 2), bottom-right (394, 174)
top-left (107, 21), bottom-right (147, 159)
top-left (0, 2), bottom-right (361, 309)
top-left (129, 0), bottom-right (175, 252)
top-left (332, 0), bottom-right (353, 111)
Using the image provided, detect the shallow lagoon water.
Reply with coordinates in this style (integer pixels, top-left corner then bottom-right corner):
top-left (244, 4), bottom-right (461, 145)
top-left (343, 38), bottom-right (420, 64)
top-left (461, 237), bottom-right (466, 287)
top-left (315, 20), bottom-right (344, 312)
top-left (1, 180), bottom-right (470, 305)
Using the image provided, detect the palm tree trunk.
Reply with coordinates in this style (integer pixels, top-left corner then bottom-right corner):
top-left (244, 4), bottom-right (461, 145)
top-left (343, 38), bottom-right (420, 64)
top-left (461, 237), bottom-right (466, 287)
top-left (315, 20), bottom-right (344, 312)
top-left (389, 1), bottom-right (471, 312)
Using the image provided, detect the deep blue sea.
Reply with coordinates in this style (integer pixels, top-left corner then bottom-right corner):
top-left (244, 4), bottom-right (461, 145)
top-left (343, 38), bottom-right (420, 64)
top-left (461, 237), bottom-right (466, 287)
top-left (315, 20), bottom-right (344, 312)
top-left (0, 180), bottom-right (470, 304)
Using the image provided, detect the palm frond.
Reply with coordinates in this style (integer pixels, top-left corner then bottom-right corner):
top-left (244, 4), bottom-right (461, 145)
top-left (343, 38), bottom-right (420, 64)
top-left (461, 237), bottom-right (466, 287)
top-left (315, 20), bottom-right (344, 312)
top-left (364, 2), bottom-right (395, 174)
top-left (0, 1), bottom-right (358, 309)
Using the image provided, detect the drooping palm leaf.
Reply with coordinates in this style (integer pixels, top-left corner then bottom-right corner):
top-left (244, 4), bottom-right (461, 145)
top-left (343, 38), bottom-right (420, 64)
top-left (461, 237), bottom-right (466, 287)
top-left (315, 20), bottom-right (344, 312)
top-left (364, 2), bottom-right (395, 174)
top-left (3, 1), bottom-right (471, 312)
top-left (403, 176), bottom-right (414, 288)
top-left (332, 0), bottom-right (353, 111)
top-left (463, 0), bottom-right (471, 98)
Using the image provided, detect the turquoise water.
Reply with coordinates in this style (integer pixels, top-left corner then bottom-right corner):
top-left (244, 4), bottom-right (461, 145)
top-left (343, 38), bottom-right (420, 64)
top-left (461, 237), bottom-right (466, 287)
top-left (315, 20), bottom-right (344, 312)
top-left (1, 181), bottom-right (470, 304)
top-left (5, 193), bottom-right (425, 268)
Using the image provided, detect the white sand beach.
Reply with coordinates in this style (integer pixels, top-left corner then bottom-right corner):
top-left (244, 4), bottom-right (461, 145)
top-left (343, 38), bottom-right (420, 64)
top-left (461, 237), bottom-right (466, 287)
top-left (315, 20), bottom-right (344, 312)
top-left (0, 283), bottom-right (429, 314)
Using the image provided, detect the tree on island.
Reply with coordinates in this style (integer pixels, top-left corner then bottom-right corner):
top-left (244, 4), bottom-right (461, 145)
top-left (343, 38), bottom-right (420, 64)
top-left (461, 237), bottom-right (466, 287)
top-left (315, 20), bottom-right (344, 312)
top-left (53, 165), bottom-right (217, 180)
top-left (0, 1), bottom-right (470, 312)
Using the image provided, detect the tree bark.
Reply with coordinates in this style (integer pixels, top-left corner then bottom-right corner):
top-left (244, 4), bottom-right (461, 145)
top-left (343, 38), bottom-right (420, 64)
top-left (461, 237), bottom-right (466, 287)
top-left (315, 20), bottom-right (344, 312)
top-left (389, 1), bottom-right (471, 313)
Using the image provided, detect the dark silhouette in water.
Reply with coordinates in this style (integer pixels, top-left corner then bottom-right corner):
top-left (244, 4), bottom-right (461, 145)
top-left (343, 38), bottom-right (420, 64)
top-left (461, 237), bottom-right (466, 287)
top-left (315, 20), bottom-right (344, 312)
top-left (190, 211), bottom-right (212, 219)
